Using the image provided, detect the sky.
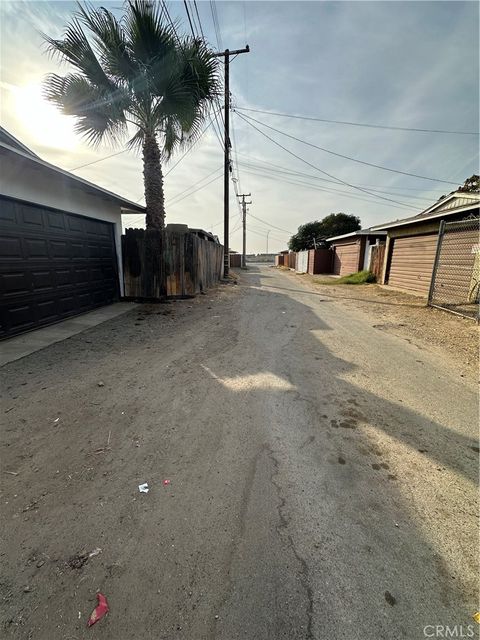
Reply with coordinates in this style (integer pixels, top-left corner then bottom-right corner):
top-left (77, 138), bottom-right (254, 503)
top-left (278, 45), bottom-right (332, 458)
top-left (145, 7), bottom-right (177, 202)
top-left (0, 0), bottom-right (478, 253)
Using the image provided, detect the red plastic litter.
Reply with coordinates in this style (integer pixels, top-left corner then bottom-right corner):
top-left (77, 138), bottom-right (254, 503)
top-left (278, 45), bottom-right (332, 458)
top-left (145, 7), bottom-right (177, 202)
top-left (87, 593), bottom-right (109, 627)
top-left (163, 479), bottom-right (171, 486)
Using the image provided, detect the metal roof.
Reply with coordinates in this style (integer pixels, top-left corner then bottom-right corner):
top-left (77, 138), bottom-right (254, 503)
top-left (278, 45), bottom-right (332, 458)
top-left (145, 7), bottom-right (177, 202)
top-left (326, 229), bottom-right (387, 242)
top-left (0, 131), bottom-right (145, 213)
top-left (370, 192), bottom-right (480, 231)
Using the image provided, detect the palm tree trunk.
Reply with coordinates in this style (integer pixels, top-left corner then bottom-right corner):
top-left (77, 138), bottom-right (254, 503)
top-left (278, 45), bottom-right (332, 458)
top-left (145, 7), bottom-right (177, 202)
top-left (142, 133), bottom-right (165, 230)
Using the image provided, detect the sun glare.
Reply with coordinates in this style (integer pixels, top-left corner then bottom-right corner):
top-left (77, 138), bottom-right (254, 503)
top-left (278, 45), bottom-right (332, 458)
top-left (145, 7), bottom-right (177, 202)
top-left (13, 83), bottom-right (78, 150)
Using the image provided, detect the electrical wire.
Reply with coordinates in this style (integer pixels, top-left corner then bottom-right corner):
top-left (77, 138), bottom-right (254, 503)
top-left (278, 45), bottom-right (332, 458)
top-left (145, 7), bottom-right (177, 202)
top-left (134, 110), bottom-right (221, 203)
top-left (168, 173), bottom-right (223, 207)
top-left (237, 162), bottom-right (436, 205)
top-left (247, 226), bottom-right (288, 243)
top-left (183, 0), bottom-right (196, 38)
top-left (234, 151), bottom-right (446, 192)
top-left (247, 211), bottom-right (293, 234)
top-left (69, 148), bottom-right (128, 171)
top-left (237, 111), bottom-right (459, 186)
top-left (238, 167), bottom-right (419, 213)
top-left (235, 106), bottom-right (479, 136)
top-left (235, 111), bottom-right (416, 210)
top-left (193, 0), bottom-right (205, 39)
top-left (209, 0), bottom-right (223, 50)
top-left (164, 108), bottom-right (221, 176)
top-left (167, 165), bottom-right (223, 203)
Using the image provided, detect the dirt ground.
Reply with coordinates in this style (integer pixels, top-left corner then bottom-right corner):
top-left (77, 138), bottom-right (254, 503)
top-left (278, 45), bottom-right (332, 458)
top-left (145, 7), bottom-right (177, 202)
top-left (1, 265), bottom-right (478, 640)
top-left (286, 269), bottom-right (479, 381)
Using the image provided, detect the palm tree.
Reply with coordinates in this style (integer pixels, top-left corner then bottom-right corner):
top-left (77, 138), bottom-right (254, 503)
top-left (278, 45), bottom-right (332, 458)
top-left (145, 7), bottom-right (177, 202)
top-left (43, 1), bottom-right (219, 229)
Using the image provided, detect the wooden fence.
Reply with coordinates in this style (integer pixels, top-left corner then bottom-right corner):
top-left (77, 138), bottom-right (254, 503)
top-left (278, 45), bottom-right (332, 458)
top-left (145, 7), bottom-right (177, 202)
top-left (122, 228), bottom-right (223, 299)
top-left (369, 244), bottom-right (386, 281)
top-left (229, 253), bottom-right (242, 268)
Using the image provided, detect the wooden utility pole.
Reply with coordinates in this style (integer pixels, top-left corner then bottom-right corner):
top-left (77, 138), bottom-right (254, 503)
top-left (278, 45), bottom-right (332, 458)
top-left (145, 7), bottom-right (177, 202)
top-left (213, 45), bottom-right (250, 278)
top-left (238, 193), bottom-right (252, 268)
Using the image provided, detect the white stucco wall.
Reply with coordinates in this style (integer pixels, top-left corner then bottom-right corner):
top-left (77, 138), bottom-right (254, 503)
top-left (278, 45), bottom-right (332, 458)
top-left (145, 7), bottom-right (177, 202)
top-left (0, 154), bottom-right (126, 295)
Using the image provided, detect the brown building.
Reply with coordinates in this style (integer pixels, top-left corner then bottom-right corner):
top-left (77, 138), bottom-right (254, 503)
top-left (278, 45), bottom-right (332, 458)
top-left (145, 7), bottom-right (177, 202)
top-left (326, 230), bottom-right (387, 276)
top-left (371, 192), bottom-right (480, 296)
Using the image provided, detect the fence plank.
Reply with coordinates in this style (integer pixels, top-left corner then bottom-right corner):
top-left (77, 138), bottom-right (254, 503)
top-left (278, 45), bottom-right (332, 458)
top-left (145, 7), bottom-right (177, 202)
top-left (122, 228), bottom-right (223, 299)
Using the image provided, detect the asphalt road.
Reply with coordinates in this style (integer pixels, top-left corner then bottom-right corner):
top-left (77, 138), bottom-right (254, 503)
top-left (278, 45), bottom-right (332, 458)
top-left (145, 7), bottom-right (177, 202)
top-left (1, 265), bottom-right (478, 640)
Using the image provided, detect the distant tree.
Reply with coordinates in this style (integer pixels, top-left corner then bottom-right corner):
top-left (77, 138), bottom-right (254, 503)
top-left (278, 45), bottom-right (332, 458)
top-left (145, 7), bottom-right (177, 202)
top-left (458, 174), bottom-right (479, 193)
top-left (288, 221), bottom-right (324, 251)
top-left (288, 213), bottom-right (361, 251)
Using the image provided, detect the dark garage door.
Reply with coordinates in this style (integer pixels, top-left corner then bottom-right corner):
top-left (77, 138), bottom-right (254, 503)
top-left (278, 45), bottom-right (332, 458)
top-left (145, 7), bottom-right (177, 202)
top-left (0, 196), bottom-right (119, 339)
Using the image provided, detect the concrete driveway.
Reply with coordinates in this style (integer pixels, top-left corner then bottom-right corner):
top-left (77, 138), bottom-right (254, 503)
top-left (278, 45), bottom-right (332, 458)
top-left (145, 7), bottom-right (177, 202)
top-left (1, 265), bottom-right (478, 639)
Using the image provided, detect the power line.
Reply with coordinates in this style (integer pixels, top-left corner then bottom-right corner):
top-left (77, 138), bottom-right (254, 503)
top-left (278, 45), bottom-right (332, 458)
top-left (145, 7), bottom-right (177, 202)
top-left (235, 106), bottom-right (479, 136)
top-left (247, 226), bottom-right (287, 244)
top-left (237, 162), bottom-right (435, 205)
top-left (235, 111), bottom-right (418, 210)
top-left (183, 0), bottom-right (196, 37)
top-left (135, 110), bottom-right (221, 203)
top-left (164, 110), bottom-right (219, 176)
top-left (193, 0), bottom-right (205, 39)
top-left (69, 148), bottom-right (128, 171)
top-left (237, 111), bottom-right (460, 186)
top-left (168, 173), bottom-right (223, 207)
top-left (209, 0), bottom-right (223, 50)
top-left (167, 165), bottom-right (223, 203)
top-left (247, 211), bottom-right (293, 234)
top-left (238, 167), bottom-right (418, 213)
top-left (234, 151), bottom-right (445, 192)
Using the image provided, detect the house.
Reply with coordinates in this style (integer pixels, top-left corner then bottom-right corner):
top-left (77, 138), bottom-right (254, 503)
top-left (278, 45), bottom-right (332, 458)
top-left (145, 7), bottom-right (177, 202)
top-left (0, 127), bottom-right (145, 339)
top-left (371, 191), bottom-right (480, 296)
top-left (326, 229), bottom-right (387, 276)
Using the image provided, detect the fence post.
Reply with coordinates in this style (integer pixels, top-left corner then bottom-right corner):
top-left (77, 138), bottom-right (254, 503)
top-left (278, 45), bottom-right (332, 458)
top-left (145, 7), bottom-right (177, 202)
top-left (428, 220), bottom-right (446, 306)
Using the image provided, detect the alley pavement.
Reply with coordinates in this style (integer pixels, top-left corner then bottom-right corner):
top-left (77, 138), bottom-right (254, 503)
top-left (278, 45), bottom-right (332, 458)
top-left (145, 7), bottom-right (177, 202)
top-left (1, 265), bottom-right (478, 640)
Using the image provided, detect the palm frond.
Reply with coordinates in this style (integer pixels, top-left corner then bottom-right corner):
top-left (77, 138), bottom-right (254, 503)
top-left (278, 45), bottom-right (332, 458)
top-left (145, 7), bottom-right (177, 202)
top-left (75, 2), bottom-right (139, 84)
top-left (126, 127), bottom-right (146, 152)
top-left (43, 72), bottom-right (128, 147)
top-left (124, 1), bottom-right (177, 69)
top-left (42, 17), bottom-right (114, 93)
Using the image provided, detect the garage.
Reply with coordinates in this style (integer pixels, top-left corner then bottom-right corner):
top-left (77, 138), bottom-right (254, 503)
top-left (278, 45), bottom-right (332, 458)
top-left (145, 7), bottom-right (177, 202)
top-left (387, 235), bottom-right (438, 295)
top-left (0, 196), bottom-right (119, 338)
top-left (332, 241), bottom-right (360, 276)
top-left (0, 127), bottom-right (145, 339)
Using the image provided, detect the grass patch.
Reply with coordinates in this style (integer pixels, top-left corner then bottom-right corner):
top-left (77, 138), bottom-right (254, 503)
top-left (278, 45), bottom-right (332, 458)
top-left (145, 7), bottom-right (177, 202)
top-left (315, 270), bottom-right (376, 285)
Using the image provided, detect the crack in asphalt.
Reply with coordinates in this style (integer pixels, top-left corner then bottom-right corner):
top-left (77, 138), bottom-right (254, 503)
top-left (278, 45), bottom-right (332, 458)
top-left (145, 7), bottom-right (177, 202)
top-left (212, 444), bottom-right (269, 638)
top-left (267, 445), bottom-right (316, 640)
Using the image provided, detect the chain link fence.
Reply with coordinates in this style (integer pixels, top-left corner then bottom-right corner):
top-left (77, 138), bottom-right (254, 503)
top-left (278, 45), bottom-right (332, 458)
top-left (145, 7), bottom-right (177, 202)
top-left (428, 217), bottom-right (480, 320)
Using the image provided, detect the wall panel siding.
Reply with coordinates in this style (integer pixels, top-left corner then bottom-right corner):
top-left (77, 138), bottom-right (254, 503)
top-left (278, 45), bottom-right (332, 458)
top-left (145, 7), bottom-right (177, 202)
top-left (296, 251), bottom-right (309, 273)
top-left (388, 235), bottom-right (437, 295)
top-left (332, 241), bottom-right (360, 276)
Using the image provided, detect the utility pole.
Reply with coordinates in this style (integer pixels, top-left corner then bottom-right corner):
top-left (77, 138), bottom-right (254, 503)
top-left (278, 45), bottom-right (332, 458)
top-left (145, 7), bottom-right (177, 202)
top-left (237, 193), bottom-right (252, 268)
top-left (266, 230), bottom-right (271, 254)
top-left (213, 45), bottom-right (250, 278)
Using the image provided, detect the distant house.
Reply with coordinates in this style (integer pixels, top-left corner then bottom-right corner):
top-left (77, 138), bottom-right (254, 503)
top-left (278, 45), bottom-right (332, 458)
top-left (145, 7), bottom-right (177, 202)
top-left (326, 229), bottom-right (387, 276)
top-left (371, 191), bottom-right (480, 296)
top-left (0, 127), bottom-right (145, 338)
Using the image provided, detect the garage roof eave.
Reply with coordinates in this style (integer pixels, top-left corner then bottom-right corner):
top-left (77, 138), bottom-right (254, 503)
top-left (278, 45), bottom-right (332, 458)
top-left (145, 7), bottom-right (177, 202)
top-left (326, 229), bottom-right (387, 242)
top-left (370, 203), bottom-right (479, 231)
top-left (0, 141), bottom-right (146, 213)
